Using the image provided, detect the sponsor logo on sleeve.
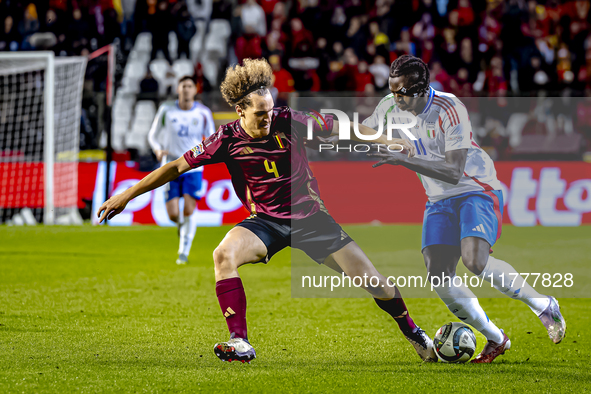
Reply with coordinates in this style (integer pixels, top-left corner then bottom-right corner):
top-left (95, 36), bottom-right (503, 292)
top-left (191, 144), bottom-right (204, 157)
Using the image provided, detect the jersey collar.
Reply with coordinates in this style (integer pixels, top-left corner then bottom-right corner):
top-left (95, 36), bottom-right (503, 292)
top-left (176, 100), bottom-right (198, 111)
top-left (420, 87), bottom-right (435, 114)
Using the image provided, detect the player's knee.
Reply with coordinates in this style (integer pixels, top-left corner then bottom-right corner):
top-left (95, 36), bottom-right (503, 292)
top-left (169, 213), bottom-right (179, 223)
top-left (183, 198), bottom-right (196, 217)
top-left (425, 260), bottom-right (456, 281)
top-left (462, 253), bottom-right (485, 275)
top-left (213, 244), bottom-right (238, 269)
top-left (213, 245), bottom-right (227, 265)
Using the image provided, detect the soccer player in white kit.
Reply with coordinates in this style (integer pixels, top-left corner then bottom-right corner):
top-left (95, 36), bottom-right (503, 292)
top-left (365, 55), bottom-right (566, 363)
top-left (148, 76), bottom-right (215, 264)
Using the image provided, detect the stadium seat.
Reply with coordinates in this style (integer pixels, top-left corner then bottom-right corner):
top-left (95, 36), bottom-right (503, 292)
top-left (113, 93), bottom-right (135, 107)
top-left (506, 113), bottom-right (531, 148)
top-left (131, 102), bottom-right (156, 125)
top-left (149, 59), bottom-right (170, 81)
top-left (113, 106), bottom-right (133, 119)
top-left (134, 101), bottom-right (156, 122)
top-left (111, 124), bottom-right (128, 152)
top-left (125, 131), bottom-right (150, 154)
top-left (131, 120), bottom-right (154, 132)
top-left (169, 31), bottom-right (178, 60)
top-left (119, 77), bottom-right (140, 94)
top-left (126, 100), bottom-right (154, 155)
top-left (135, 100), bottom-right (156, 112)
top-left (172, 59), bottom-right (195, 81)
top-left (148, 59), bottom-right (176, 96)
top-left (131, 121), bottom-right (153, 134)
top-left (201, 59), bottom-right (219, 86)
top-left (112, 113), bottom-right (132, 130)
top-left (190, 20), bottom-right (207, 63)
top-left (121, 60), bottom-right (149, 94)
top-left (113, 93), bottom-right (135, 105)
top-left (127, 49), bottom-right (151, 66)
top-left (186, 0), bottom-right (213, 22)
top-left (134, 32), bottom-right (152, 53)
top-left (200, 20), bottom-right (232, 85)
top-left (112, 115), bottom-right (131, 130)
top-left (189, 36), bottom-right (203, 64)
top-left (124, 61), bottom-right (147, 79)
top-left (208, 19), bottom-right (231, 41)
top-left (113, 103), bottom-right (134, 117)
top-left (111, 93), bottom-right (137, 152)
top-left (204, 21), bottom-right (229, 58)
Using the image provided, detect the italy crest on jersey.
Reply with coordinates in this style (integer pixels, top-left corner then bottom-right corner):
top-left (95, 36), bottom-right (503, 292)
top-left (191, 144), bottom-right (204, 157)
top-left (426, 122), bottom-right (436, 139)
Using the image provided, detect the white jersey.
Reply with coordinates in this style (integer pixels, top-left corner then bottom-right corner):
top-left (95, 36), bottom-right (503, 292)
top-left (362, 87), bottom-right (502, 202)
top-left (148, 101), bottom-right (215, 172)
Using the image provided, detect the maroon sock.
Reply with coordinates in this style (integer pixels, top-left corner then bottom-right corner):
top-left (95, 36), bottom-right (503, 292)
top-left (216, 277), bottom-right (248, 339)
top-left (374, 286), bottom-right (418, 335)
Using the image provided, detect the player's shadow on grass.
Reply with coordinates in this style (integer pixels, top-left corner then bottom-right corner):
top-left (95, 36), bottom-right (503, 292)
top-left (250, 357), bottom-right (553, 370)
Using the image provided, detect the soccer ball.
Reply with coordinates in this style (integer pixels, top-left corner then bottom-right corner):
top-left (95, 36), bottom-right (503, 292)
top-left (433, 322), bottom-right (477, 363)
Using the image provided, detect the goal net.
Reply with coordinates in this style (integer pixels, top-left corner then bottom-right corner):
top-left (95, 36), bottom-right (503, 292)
top-left (0, 52), bottom-right (87, 224)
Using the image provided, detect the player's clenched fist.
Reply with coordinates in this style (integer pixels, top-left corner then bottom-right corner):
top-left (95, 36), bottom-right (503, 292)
top-left (97, 194), bottom-right (129, 223)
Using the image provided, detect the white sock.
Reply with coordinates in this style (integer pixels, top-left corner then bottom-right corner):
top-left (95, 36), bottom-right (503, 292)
top-left (478, 256), bottom-right (550, 315)
top-left (433, 276), bottom-right (504, 343)
top-left (176, 213), bottom-right (184, 238)
top-left (178, 211), bottom-right (198, 257)
top-left (177, 210), bottom-right (187, 255)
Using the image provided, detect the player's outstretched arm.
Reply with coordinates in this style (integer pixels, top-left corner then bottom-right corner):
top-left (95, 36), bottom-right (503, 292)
top-left (331, 121), bottom-right (416, 157)
top-left (97, 156), bottom-right (192, 223)
top-left (369, 148), bottom-right (468, 185)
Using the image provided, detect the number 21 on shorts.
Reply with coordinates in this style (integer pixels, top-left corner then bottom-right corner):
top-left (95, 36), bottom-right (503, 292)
top-left (264, 159), bottom-right (279, 178)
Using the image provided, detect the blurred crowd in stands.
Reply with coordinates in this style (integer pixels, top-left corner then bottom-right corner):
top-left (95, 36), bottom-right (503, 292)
top-left (2, 0), bottom-right (591, 159)
top-left (3, 0), bottom-right (591, 96)
top-left (0, 0), bottom-right (121, 55)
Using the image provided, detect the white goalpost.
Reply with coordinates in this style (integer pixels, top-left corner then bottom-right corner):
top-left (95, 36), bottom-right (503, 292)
top-left (0, 52), bottom-right (87, 225)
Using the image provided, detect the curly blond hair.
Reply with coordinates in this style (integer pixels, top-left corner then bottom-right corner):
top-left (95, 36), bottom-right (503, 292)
top-left (220, 58), bottom-right (273, 108)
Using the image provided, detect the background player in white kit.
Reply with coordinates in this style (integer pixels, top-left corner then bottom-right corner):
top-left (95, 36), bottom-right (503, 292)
top-left (148, 76), bottom-right (215, 264)
top-left (365, 55), bottom-right (566, 363)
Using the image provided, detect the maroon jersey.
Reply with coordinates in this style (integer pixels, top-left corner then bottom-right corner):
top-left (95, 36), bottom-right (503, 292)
top-left (182, 107), bottom-right (333, 220)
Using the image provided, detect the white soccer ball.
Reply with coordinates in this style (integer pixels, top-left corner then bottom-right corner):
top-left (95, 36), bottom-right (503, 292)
top-left (433, 322), bottom-right (477, 363)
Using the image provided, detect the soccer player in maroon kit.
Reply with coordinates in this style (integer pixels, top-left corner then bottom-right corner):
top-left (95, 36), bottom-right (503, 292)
top-left (98, 59), bottom-right (437, 363)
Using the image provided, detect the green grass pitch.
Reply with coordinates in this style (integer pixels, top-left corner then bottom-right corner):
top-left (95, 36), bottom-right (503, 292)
top-left (1, 224), bottom-right (590, 393)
